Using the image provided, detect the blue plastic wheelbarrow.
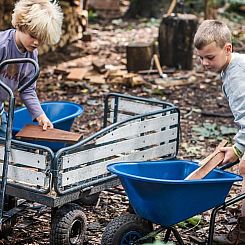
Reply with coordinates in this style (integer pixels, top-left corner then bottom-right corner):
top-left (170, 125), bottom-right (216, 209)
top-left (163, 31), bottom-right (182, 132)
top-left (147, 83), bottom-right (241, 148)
top-left (101, 160), bottom-right (243, 245)
top-left (13, 101), bottom-right (84, 151)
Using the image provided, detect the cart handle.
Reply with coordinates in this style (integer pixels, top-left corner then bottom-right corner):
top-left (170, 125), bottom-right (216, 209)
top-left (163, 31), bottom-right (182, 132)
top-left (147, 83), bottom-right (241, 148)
top-left (0, 58), bottom-right (40, 93)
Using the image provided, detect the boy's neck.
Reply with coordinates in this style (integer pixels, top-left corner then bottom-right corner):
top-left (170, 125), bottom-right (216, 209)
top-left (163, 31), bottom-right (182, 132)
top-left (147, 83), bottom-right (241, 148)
top-left (14, 30), bottom-right (27, 53)
top-left (222, 53), bottom-right (233, 73)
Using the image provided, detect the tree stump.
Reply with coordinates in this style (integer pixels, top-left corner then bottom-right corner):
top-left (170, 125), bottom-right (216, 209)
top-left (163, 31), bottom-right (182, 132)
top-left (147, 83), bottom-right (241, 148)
top-left (158, 14), bottom-right (198, 70)
top-left (126, 42), bottom-right (154, 72)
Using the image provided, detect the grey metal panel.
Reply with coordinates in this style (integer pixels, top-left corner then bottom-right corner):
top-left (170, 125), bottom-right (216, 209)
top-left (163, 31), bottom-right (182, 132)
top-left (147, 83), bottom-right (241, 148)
top-left (60, 141), bottom-right (177, 187)
top-left (0, 145), bottom-right (47, 169)
top-left (0, 163), bottom-right (47, 186)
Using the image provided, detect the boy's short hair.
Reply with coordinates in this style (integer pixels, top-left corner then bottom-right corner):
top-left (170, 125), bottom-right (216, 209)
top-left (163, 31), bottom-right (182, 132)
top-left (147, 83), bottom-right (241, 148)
top-left (12, 0), bottom-right (63, 45)
top-left (194, 20), bottom-right (232, 49)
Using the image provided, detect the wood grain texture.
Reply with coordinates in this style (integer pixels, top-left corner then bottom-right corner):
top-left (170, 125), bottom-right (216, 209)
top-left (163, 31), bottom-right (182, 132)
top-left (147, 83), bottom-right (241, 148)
top-left (16, 124), bottom-right (82, 143)
top-left (185, 139), bottom-right (228, 180)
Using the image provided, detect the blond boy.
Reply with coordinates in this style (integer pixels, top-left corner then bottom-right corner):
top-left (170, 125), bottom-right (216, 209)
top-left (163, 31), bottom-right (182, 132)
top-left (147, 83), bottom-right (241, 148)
top-left (194, 19), bottom-right (245, 244)
top-left (0, 0), bottom-right (63, 137)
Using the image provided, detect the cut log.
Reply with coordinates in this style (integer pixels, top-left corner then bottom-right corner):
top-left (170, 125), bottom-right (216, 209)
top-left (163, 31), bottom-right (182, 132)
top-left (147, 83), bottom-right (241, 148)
top-left (158, 14), bottom-right (198, 70)
top-left (126, 42), bottom-right (154, 72)
top-left (16, 124), bottom-right (82, 143)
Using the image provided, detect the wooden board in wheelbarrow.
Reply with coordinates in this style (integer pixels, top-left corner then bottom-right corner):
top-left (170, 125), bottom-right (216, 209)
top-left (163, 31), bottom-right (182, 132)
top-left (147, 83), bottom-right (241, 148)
top-left (16, 124), bottom-right (82, 143)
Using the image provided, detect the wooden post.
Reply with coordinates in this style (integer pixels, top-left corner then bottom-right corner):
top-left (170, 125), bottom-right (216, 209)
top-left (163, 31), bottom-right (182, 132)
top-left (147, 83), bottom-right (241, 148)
top-left (158, 13), bottom-right (198, 70)
top-left (126, 42), bottom-right (154, 72)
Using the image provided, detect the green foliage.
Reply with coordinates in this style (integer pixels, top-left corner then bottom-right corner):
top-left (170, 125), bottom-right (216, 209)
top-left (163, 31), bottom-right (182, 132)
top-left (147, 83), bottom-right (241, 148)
top-left (88, 10), bottom-right (98, 22)
top-left (143, 216), bottom-right (202, 244)
top-left (182, 143), bottom-right (202, 155)
top-left (183, 0), bottom-right (225, 13)
top-left (177, 215), bottom-right (203, 229)
top-left (228, 0), bottom-right (245, 12)
top-left (193, 123), bottom-right (220, 138)
top-left (192, 123), bottom-right (237, 140)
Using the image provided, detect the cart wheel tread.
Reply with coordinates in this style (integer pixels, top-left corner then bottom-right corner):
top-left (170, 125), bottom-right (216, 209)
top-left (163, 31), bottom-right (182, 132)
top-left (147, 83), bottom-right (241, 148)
top-left (101, 213), bottom-right (153, 245)
top-left (50, 203), bottom-right (87, 245)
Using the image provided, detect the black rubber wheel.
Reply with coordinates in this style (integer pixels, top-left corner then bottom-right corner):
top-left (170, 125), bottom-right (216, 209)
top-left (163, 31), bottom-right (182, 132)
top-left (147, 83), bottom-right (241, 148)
top-left (77, 192), bottom-right (100, 206)
top-left (50, 203), bottom-right (87, 245)
top-left (101, 214), bottom-right (154, 245)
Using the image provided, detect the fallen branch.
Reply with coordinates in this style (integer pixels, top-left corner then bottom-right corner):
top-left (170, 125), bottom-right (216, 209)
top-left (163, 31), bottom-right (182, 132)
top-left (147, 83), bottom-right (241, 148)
top-left (201, 111), bottom-right (233, 118)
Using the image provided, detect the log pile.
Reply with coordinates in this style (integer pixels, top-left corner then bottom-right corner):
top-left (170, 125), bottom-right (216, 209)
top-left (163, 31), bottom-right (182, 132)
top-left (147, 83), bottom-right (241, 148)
top-left (0, 0), bottom-right (84, 55)
top-left (0, 0), bottom-right (15, 30)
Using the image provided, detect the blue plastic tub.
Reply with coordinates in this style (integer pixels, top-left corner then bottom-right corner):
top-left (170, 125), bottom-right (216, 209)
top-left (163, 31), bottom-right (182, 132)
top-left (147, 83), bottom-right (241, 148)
top-left (13, 101), bottom-right (84, 151)
top-left (108, 160), bottom-right (242, 227)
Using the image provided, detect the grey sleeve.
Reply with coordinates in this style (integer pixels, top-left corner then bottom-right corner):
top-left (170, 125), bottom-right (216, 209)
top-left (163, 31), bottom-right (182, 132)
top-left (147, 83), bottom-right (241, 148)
top-left (228, 70), bottom-right (245, 154)
top-left (19, 63), bottom-right (44, 120)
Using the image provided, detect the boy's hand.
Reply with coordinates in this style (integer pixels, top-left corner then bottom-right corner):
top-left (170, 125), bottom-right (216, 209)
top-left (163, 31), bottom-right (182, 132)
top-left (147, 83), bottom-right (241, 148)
top-left (36, 113), bottom-right (53, 131)
top-left (219, 146), bottom-right (238, 165)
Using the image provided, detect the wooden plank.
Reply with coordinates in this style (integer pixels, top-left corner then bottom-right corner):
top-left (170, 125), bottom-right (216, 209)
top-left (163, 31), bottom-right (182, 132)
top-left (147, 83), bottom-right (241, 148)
top-left (99, 113), bottom-right (178, 144)
top-left (167, 0), bottom-right (177, 16)
top-left (61, 128), bottom-right (178, 169)
top-left (0, 145), bottom-right (47, 169)
top-left (0, 163), bottom-right (46, 187)
top-left (185, 140), bottom-right (228, 180)
top-left (66, 68), bottom-right (87, 81)
top-left (111, 98), bottom-right (165, 115)
top-left (16, 125), bottom-right (82, 143)
top-left (61, 142), bottom-right (177, 187)
top-left (108, 98), bottom-right (169, 123)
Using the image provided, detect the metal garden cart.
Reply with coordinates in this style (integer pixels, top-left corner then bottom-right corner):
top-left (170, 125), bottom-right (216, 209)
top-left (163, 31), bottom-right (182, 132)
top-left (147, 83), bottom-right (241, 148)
top-left (0, 58), bottom-right (180, 244)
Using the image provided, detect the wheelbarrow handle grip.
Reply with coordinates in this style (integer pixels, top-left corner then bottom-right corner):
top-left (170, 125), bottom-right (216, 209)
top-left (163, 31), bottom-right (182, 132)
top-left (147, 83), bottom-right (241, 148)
top-left (0, 58), bottom-right (40, 94)
top-left (219, 159), bottom-right (240, 171)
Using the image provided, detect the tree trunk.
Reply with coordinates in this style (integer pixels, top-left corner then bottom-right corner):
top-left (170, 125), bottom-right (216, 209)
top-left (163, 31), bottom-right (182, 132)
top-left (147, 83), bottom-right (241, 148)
top-left (158, 14), bottom-right (198, 70)
top-left (125, 0), bottom-right (172, 18)
top-left (126, 42), bottom-right (154, 72)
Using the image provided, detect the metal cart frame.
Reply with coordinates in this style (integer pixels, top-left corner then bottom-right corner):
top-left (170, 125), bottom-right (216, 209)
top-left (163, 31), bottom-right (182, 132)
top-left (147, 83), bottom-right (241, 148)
top-left (0, 58), bottom-right (181, 244)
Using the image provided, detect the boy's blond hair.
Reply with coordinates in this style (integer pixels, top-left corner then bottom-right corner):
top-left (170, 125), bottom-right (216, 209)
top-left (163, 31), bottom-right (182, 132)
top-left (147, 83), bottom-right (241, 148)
top-left (12, 0), bottom-right (63, 45)
top-left (194, 20), bottom-right (232, 49)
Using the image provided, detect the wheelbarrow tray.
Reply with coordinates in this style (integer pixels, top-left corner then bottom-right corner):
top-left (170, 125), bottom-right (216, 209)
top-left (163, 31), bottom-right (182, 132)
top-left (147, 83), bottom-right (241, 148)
top-left (108, 160), bottom-right (242, 227)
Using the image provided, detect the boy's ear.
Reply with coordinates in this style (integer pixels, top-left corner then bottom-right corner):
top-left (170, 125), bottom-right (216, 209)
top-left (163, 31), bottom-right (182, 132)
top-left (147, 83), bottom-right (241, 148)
top-left (225, 43), bottom-right (232, 54)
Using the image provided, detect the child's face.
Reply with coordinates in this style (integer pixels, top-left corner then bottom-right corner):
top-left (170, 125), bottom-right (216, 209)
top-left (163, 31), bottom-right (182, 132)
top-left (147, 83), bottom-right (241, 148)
top-left (196, 42), bottom-right (232, 73)
top-left (15, 29), bottom-right (41, 53)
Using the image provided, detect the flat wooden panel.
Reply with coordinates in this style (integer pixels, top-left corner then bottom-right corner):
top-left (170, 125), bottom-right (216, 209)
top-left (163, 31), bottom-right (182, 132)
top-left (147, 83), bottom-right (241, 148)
top-left (185, 140), bottom-right (227, 180)
top-left (0, 163), bottom-right (46, 187)
top-left (98, 113), bottom-right (178, 144)
top-left (117, 99), bottom-right (164, 114)
top-left (109, 98), bottom-right (164, 117)
top-left (61, 127), bottom-right (178, 169)
top-left (61, 142), bottom-right (177, 187)
top-left (185, 152), bottom-right (225, 180)
top-left (16, 124), bottom-right (82, 143)
top-left (0, 145), bottom-right (47, 169)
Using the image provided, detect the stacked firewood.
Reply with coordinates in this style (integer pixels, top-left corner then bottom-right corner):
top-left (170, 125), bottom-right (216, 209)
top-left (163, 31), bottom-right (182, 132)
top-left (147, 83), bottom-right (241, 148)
top-left (0, 0), bottom-right (15, 30)
top-left (0, 0), bottom-right (85, 55)
top-left (39, 1), bottom-right (84, 55)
